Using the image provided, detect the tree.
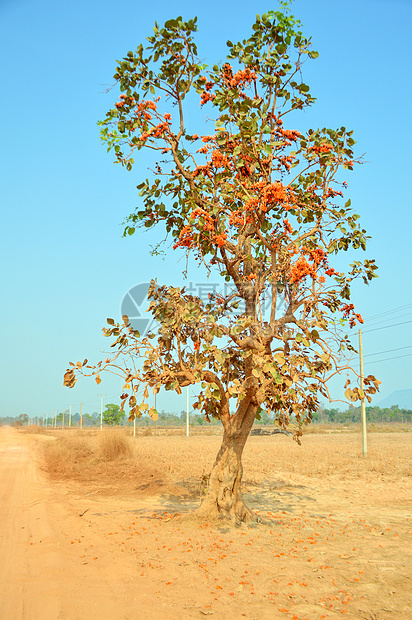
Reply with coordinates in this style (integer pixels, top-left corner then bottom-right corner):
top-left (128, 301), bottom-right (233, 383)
top-left (103, 403), bottom-right (125, 426)
top-left (64, 3), bottom-right (380, 522)
top-left (85, 412), bottom-right (100, 426)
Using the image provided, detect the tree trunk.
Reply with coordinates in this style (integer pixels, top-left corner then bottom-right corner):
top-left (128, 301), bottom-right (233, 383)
top-left (196, 408), bottom-right (257, 523)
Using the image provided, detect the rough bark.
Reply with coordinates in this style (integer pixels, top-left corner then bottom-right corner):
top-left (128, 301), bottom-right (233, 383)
top-left (196, 405), bottom-right (258, 524)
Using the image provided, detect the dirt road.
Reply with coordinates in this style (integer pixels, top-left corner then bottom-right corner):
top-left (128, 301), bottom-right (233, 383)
top-left (0, 427), bottom-right (173, 620)
top-left (1, 426), bottom-right (411, 620)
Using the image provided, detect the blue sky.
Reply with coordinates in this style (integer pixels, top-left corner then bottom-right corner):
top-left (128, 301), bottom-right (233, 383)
top-left (1, 0), bottom-right (411, 419)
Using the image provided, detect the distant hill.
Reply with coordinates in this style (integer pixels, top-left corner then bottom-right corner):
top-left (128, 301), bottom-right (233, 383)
top-left (377, 389), bottom-right (412, 409)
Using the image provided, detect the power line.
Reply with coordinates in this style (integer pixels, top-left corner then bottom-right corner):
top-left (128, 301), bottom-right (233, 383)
top-left (364, 345), bottom-right (412, 358)
top-left (62, 392), bottom-right (122, 410)
top-left (341, 302), bottom-right (412, 337)
top-left (364, 353), bottom-right (412, 365)
top-left (344, 319), bottom-right (412, 338)
top-left (362, 311), bottom-right (412, 328)
top-left (363, 302), bottom-right (412, 322)
top-left (362, 319), bottom-right (412, 334)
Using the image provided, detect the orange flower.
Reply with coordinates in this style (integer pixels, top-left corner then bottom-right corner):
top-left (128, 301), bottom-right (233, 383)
top-left (215, 232), bottom-right (227, 248)
top-left (173, 226), bottom-right (194, 250)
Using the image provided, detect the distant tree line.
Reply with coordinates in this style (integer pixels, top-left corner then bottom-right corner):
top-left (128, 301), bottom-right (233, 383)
top-left (1, 405), bottom-right (411, 428)
top-left (313, 405), bottom-right (412, 424)
top-left (0, 413), bottom-right (29, 427)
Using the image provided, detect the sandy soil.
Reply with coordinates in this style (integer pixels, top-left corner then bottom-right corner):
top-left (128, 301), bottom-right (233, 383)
top-left (0, 426), bottom-right (411, 620)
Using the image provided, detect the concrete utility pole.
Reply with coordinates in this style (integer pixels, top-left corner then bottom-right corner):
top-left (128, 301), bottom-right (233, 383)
top-left (154, 393), bottom-right (157, 437)
top-left (186, 386), bottom-right (190, 437)
top-left (80, 402), bottom-right (83, 430)
top-left (359, 329), bottom-right (368, 457)
top-left (69, 405), bottom-right (72, 428)
top-left (98, 394), bottom-right (106, 431)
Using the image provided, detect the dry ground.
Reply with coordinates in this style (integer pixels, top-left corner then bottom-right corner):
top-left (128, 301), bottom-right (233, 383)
top-left (0, 425), bottom-right (411, 620)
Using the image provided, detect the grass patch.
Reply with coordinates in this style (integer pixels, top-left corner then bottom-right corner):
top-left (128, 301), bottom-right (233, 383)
top-left (42, 429), bottom-right (133, 479)
top-left (18, 424), bottom-right (49, 434)
top-left (97, 429), bottom-right (133, 461)
top-left (43, 435), bottom-right (95, 478)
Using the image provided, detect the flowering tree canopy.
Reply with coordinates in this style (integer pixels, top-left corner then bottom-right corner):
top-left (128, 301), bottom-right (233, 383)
top-left (65, 5), bottom-right (379, 522)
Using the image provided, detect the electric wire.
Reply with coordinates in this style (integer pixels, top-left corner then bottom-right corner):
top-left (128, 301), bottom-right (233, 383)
top-left (361, 311), bottom-right (412, 328)
top-left (361, 319), bottom-right (412, 334)
top-left (363, 302), bottom-right (412, 322)
top-left (344, 319), bottom-right (412, 338)
top-left (364, 345), bottom-right (412, 358)
top-left (364, 353), bottom-right (412, 365)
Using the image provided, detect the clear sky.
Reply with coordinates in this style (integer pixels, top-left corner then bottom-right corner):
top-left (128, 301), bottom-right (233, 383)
top-left (1, 0), bottom-right (411, 419)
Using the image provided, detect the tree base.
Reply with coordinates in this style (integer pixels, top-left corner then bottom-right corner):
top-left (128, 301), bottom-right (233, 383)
top-left (192, 419), bottom-right (263, 524)
top-left (195, 493), bottom-right (258, 524)
top-left (194, 452), bottom-right (259, 524)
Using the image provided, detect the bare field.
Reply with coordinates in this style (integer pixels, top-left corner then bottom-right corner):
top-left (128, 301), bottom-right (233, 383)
top-left (1, 426), bottom-right (411, 620)
top-left (40, 425), bottom-right (412, 496)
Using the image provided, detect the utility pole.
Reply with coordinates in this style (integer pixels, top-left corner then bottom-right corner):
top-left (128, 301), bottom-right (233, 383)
top-left (80, 402), bottom-right (83, 430)
top-left (54, 410), bottom-right (57, 428)
top-left (186, 386), bottom-right (190, 437)
top-left (98, 394), bottom-right (106, 431)
top-left (62, 409), bottom-right (65, 428)
top-left (154, 392), bottom-right (157, 438)
top-left (69, 405), bottom-right (72, 428)
top-left (359, 329), bottom-right (368, 457)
